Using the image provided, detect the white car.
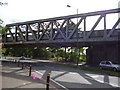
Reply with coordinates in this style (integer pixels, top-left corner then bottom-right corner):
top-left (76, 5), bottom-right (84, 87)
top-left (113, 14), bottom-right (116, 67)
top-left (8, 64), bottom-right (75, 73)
top-left (99, 61), bottom-right (120, 71)
top-left (14, 56), bottom-right (31, 62)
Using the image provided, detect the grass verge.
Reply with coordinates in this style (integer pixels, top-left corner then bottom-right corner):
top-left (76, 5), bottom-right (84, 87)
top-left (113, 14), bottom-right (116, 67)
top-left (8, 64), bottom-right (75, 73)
top-left (54, 62), bottom-right (120, 77)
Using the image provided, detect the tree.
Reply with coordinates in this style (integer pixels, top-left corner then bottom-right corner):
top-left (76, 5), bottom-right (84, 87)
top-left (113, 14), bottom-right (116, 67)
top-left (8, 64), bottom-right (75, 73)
top-left (0, 2), bottom-right (9, 35)
top-left (0, 19), bottom-right (10, 35)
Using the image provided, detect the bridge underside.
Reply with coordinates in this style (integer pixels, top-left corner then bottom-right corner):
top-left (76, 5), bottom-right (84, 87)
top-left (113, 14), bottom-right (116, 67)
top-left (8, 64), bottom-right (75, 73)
top-left (3, 40), bottom-right (119, 48)
top-left (3, 41), bottom-right (119, 66)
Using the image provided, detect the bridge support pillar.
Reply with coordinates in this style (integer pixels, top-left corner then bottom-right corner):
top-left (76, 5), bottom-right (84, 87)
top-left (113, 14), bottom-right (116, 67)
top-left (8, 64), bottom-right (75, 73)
top-left (86, 43), bottom-right (119, 66)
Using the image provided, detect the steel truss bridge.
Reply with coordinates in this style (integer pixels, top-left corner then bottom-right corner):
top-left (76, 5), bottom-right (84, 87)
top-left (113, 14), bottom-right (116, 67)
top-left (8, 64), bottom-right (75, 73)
top-left (2, 8), bottom-right (120, 47)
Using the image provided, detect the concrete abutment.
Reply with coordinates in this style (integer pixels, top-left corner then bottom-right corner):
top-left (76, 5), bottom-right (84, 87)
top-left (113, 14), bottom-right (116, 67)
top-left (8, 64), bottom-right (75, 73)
top-left (86, 43), bottom-right (120, 66)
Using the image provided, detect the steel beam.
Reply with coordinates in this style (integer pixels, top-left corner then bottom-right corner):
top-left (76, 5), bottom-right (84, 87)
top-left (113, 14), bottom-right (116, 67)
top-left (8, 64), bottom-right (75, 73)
top-left (16, 26), bottom-right (25, 41)
top-left (68, 17), bottom-right (84, 39)
top-left (107, 18), bottom-right (120, 37)
top-left (3, 8), bottom-right (120, 47)
top-left (86, 15), bottom-right (104, 38)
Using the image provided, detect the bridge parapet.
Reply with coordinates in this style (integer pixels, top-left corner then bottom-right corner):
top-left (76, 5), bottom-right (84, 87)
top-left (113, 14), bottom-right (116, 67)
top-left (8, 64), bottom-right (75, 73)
top-left (2, 8), bottom-right (120, 47)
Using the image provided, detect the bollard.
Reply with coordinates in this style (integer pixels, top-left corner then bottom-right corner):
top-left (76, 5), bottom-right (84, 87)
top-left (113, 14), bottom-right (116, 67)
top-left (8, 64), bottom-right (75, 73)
top-left (15, 60), bottom-right (16, 63)
top-left (18, 60), bottom-right (20, 67)
top-left (21, 63), bottom-right (24, 70)
top-left (46, 73), bottom-right (51, 90)
top-left (29, 65), bottom-right (32, 76)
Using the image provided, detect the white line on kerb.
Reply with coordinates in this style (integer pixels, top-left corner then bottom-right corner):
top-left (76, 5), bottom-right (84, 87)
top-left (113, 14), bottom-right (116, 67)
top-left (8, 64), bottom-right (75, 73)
top-left (35, 70), bottom-right (69, 90)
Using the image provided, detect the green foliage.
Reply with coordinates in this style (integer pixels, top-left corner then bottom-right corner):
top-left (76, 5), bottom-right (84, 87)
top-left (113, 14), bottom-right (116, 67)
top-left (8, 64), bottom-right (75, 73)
top-left (2, 48), bottom-right (7, 54)
top-left (3, 46), bottom-right (86, 63)
top-left (0, 19), bottom-right (3, 34)
top-left (1, 26), bottom-right (10, 34)
top-left (3, 47), bottom-right (51, 59)
top-left (47, 47), bottom-right (86, 63)
top-left (80, 66), bottom-right (120, 76)
top-left (3, 47), bottom-right (87, 63)
top-left (0, 19), bottom-right (10, 35)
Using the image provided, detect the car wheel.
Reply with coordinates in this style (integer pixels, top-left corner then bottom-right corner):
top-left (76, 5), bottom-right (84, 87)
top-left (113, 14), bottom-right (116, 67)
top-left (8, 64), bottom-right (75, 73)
top-left (113, 68), bottom-right (117, 71)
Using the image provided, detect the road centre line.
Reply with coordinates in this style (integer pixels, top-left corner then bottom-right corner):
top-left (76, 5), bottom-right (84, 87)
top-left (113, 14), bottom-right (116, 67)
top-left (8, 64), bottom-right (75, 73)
top-left (34, 70), bottom-right (69, 90)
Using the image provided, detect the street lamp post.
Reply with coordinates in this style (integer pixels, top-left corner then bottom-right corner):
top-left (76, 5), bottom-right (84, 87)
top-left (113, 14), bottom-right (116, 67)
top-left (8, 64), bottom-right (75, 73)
top-left (67, 5), bottom-right (78, 22)
top-left (67, 5), bottom-right (79, 66)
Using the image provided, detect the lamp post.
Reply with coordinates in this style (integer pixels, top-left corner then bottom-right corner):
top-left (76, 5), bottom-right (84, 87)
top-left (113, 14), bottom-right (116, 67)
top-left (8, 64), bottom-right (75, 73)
top-left (67, 5), bottom-right (78, 23)
top-left (67, 5), bottom-right (79, 66)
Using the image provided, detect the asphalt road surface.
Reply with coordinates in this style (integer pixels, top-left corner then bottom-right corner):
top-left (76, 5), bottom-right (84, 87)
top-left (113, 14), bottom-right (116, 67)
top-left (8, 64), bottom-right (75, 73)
top-left (32, 62), bottom-right (120, 89)
top-left (1, 59), bottom-right (120, 89)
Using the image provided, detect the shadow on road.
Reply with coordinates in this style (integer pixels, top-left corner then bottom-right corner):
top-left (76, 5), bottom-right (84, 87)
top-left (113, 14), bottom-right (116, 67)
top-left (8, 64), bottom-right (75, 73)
top-left (34, 62), bottom-right (114, 88)
top-left (2, 62), bottom-right (45, 89)
top-left (2, 61), bottom-right (117, 89)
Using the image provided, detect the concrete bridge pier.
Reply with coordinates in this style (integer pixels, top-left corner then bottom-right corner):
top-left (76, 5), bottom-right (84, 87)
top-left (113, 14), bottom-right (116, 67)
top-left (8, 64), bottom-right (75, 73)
top-left (86, 43), bottom-right (120, 66)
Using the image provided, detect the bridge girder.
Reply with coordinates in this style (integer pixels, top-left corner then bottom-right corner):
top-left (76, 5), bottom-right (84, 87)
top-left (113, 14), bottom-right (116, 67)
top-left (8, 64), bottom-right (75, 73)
top-left (2, 8), bottom-right (120, 48)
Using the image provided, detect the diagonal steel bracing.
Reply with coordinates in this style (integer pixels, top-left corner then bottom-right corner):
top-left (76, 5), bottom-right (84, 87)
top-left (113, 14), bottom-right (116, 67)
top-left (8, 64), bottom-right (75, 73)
top-left (38, 22), bottom-right (51, 41)
top-left (86, 15), bottom-right (104, 38)
top-left (107, 18), bottom-right (120, 37)
top-left (16, 26), bottom-right (25, 41)
top-left (27, 24), bottom-right (37, 41)
top-left (68, 17), bottom-right (84, 39)
top-left (52, 20), bottom-right (66, 40)
top-left (8, 29), bottom-right (14, 41)
top-left (3, 8), bottom-right (120, 47)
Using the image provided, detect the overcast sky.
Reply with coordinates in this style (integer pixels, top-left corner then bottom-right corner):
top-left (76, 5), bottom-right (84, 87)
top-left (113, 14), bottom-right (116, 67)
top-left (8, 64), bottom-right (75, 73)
top-left (0, 0), bottom-right (119, 25)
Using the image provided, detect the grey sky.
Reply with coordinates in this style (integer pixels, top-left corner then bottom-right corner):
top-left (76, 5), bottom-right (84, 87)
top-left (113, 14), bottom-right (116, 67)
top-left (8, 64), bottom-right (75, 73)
top-left (0, 0), bottom-right (119, 25)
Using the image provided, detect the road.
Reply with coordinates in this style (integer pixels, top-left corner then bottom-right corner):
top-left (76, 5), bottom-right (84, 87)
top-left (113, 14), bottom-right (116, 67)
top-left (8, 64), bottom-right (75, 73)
top-left (1, 58), bottom-right (120, 89)
top-left (32, 61), bottom-right (120, 89)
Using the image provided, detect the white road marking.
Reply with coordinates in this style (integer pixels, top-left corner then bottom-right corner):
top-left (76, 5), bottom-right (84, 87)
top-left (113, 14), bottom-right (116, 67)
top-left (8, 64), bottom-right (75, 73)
top-left (23, 82), bottom-right (31, 85)
top-left (69, 72), bottom-right (77, 75)
top-left (85, 74), bottom-right (120, 88)
top-left (110, 83), bottom-right (120, 88)
top-left (35, 71), bottom-right (43, 75)
top-left (50, 79), bottom-right (69, 90)
top-left (35, 66), bottom-right (120, 88)
top-left (34, 70), bottom-right (69, 90)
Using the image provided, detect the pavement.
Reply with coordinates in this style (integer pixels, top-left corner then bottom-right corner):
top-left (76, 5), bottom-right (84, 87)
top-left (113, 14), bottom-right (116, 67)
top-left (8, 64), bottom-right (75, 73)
top-left (0, 61), bottom-right (2, 90)
top-left (1, 61), bottom-right (55, 89)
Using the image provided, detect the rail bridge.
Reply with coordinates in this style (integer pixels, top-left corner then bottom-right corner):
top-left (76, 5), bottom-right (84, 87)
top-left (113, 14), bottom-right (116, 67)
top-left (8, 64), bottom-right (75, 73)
top-left (2, 8), bottom-right (120, 65)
